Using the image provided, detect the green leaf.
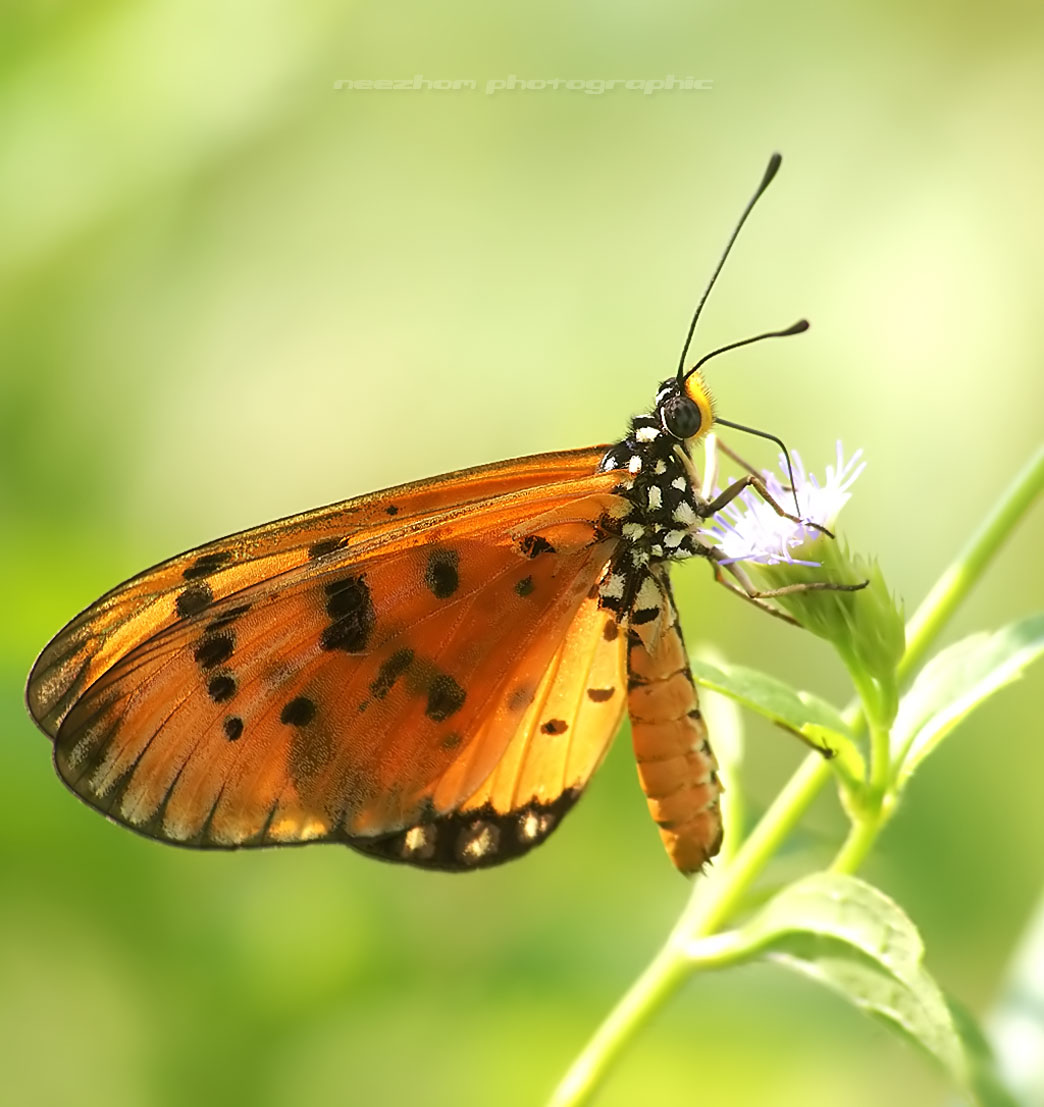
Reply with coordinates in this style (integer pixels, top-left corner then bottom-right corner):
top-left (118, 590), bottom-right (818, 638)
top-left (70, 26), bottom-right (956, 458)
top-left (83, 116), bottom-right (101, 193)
top-left (891, 613), bottom-right (1044, 789)
top-left (985, 889), bottom-right (1044, 1106)
top-left (946, 995), bottom-right (1022, 1107)
top-left (684, 873), bottom-right (1000, 1099)
top-left (688, 657), bottom-right (865, 786)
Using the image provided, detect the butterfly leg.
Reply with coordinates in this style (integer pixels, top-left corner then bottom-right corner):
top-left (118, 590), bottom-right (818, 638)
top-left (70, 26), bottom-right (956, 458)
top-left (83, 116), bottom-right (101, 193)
top-left (713, 437), bottom-right (774, 485)
top-left (703, 554), bottom-right (802, 625)
top-left (700, 546), bottom-right (867, 621)
top-left (701, 473), bottom-right (835, 540)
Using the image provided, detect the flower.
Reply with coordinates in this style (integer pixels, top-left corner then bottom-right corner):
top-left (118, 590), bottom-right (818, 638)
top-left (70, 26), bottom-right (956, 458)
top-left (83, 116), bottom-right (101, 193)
top-left (701, 440), bottom-right (904, 726)
top-left (702, 441), bottom-right (866, 567)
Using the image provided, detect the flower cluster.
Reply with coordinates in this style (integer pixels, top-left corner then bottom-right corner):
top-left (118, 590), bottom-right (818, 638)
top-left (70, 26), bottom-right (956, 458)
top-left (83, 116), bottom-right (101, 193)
top-left (702, 441), bottom-right (866, 567)
top-left (701, 440), bottom-right (903, 723)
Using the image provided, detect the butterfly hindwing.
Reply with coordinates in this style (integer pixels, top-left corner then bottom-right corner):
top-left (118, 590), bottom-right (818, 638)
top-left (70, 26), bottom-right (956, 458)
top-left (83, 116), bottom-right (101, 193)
top-left (350, 587), bottom-right (628, 870)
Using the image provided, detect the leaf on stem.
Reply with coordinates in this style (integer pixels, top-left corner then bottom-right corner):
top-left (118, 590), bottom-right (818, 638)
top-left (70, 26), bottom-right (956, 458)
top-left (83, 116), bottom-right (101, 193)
top-left (984, 888), bottom-right (1044, 1106)
top-left (688, 657), bottom-right (865, 788)
top-left (891, 613), bottom-right (1044, 789)
top-left (684, 872), bottom-right (1009, 1102)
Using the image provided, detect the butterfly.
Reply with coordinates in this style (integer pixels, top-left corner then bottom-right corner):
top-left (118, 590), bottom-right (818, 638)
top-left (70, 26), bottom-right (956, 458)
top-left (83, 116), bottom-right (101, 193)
top-left (26, 154), bottom-right (818, 875)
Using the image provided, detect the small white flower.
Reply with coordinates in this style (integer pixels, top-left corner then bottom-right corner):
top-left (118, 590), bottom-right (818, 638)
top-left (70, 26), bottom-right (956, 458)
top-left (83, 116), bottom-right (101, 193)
top-left (703, 441), bottom-right (865, 567)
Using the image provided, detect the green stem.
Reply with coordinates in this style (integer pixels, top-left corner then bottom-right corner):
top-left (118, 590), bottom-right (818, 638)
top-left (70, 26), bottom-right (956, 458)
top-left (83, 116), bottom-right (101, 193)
top-left (845, 657), bottom-right (892, 805)
top-left (549, 445), bottom-right (1043, 1107)
top-left (899, 445), bottom-right (1044, 685)
top-left (831, 444), bottom-right (1044, 870)
top-left (829, 808), bottom-right (880, 874)
top-left (684, 750), bottom-right (833, 935)
top-left (546, 946), bottom-right (688, 1107)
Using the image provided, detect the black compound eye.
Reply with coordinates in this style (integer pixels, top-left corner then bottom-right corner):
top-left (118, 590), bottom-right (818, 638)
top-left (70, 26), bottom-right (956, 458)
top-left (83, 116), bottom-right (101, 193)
top-left (661, 394), bottom-right (703, 439)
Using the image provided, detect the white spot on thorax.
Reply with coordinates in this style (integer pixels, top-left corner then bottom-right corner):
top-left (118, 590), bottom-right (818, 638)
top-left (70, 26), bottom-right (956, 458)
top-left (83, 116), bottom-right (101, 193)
top-left (636, 575), bottom-right (661, 608)
top-left (673, 500), bottom-right (697, 526)
top-left (602, 572), bottom-right (626, 599)
top-left (664, 530), bottom-right (686, 549)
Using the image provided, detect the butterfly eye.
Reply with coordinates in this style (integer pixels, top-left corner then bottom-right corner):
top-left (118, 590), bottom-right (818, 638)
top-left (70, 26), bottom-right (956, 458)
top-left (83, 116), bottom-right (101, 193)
top-left (660, 393), bottom-right (703, 440)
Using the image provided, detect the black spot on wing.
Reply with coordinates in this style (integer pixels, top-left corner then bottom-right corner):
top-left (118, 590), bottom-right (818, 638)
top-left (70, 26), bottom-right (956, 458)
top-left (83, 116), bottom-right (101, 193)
top-left (320, 574), bottom-right (375, 653)
top-left (586, 687), bottom-right (616, 703)
top-left (385, 504), bottom-right (399, 516)
top-left (183, 551), bottom-right (232, 580)
top-left (194, 633), bottom-right (235, 670)
top-left (514, 575), bottom-right (535, 598)
top-left (541, 719), bottom-right (568, 735)
top-left (176, 581), bottom-right (213, 618)
top-left (370, 648), bottom-right (414, 699)
top-left (207, 673), bottom-right (236, 703)
top-left (602, 619), bottom-right (619, 641)
top-left (424, 549), bottom-right (460, 600)
top-left (519, 535), bottom-right (555, 558)
top-left (280, 696), bottom-right (316, 726)
top-left (223, 716), bottom-right (243, 741)
top-left (426, 674), bottom-right (466, 722)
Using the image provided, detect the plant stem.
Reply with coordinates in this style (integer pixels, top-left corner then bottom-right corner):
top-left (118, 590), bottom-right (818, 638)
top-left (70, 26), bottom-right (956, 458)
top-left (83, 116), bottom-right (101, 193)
top-left (546, 946), bottom-right (689, 1107)
top-left (900, 445), bottom-right (1044, 685)
top-left (685, 750), bottom-right (833, 935)
top-left (829, 811), bottom-right (879, 874)
top-left (831, 444), bottom-right (1044, 871)
top-left (549, 445), bottom-right (1043, 1107)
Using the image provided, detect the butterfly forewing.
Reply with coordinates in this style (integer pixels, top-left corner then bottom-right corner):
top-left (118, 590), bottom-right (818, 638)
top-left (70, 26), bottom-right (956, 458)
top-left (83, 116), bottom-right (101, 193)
top-left (27, 447), bottom-right (614, 741)
top-left (44, 462), bottom-right (629, 861)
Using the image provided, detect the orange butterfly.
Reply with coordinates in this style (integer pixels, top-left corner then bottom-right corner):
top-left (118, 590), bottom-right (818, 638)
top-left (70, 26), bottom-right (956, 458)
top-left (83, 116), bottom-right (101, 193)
top-left (26, 154), bottom-right (814, 875)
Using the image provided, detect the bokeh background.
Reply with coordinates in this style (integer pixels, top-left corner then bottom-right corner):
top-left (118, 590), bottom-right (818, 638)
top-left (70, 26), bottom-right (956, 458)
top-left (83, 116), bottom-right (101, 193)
top-left (3, 3), bottom-right (1042, 1105)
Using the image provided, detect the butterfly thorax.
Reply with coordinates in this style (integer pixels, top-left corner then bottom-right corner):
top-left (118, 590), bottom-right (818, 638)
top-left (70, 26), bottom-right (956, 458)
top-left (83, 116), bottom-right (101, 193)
top-left (596, 384), bottom-right (710, 618)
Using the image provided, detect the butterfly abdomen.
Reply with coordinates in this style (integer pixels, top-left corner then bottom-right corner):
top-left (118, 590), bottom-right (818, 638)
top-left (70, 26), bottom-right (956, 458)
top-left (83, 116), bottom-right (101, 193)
top-left (625, 571), bottom-right (722, 875)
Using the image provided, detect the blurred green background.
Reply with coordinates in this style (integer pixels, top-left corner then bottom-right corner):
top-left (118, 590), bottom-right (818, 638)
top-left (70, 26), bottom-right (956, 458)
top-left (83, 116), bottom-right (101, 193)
top-left (3, 2), bottom-right (1042, 1105)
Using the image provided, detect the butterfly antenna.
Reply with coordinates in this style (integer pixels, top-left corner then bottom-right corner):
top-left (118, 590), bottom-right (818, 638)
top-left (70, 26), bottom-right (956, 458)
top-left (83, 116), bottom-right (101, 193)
top-left (690, 318), bottom-right (810, 511)
top-left (686, 319), bottom-right (808, 377)
top-left (714, 416), bottom-right (802, 515)
top-left (675, 152), bottom-right (783, 382)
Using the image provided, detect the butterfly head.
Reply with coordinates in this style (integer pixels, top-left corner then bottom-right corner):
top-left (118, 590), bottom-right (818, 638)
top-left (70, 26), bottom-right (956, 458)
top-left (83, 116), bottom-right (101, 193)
top-left (655, 370), bottom-right (715, 444)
